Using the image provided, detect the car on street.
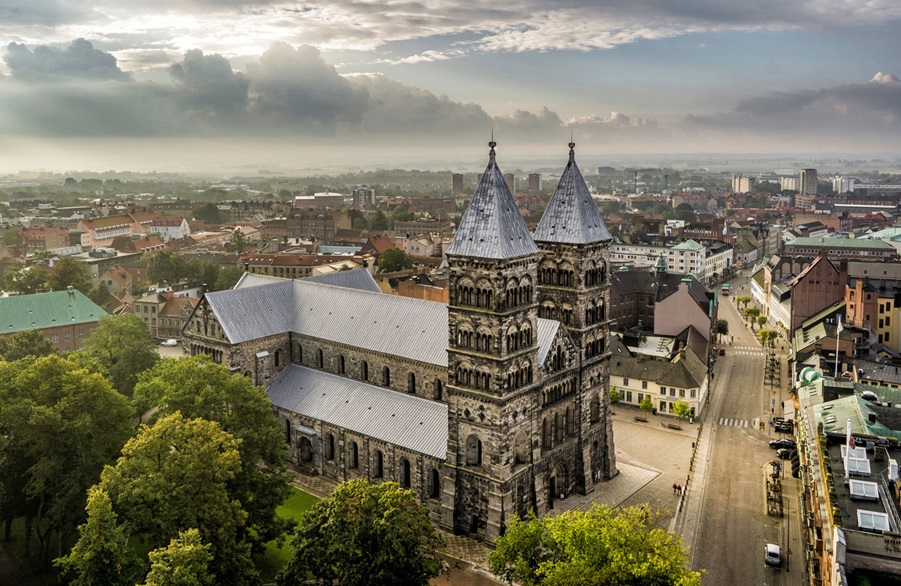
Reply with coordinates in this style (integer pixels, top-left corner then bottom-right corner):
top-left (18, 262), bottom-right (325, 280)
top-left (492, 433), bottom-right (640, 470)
top-left (769, 439), bottom-right (796, 450)
top-left (776, 448), bottom-right (793, 460)
top-left (765, 543), bottom-right (781, 568)
top-left (161, 339), bottom-right (178, 347)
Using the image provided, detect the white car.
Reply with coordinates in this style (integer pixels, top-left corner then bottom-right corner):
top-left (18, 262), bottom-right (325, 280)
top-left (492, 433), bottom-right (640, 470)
top-left (161, 339), bottom-right (178, 347)
top-left (765, 543), bottom-right (781, 568)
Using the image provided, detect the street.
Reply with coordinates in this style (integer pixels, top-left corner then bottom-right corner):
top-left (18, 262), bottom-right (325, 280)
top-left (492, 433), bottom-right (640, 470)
top-left (685, 274), bottom-right (805, 585)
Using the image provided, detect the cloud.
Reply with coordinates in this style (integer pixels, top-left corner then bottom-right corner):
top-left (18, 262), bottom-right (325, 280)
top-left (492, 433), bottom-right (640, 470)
top-left (246, 42), bottom-right (368, 130)
top-left (4, 38), bottom-right (131, 81)
top-left (169, 49), bottom-right (249, 116)
top-left (871, 72), bottom-right (900, 85)
top-left (494, 107), bottom-right (564, 136)
top-left (0, 0), bottom-right (88, 26)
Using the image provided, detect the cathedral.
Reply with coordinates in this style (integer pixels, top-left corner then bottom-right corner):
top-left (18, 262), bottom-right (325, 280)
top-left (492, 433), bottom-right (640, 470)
top-left (181, 140), bottom-right (616, 541)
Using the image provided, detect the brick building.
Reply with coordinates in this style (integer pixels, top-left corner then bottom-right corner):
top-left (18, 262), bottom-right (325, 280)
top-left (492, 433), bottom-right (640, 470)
top-left (0, 287), bottom-right (107, 351)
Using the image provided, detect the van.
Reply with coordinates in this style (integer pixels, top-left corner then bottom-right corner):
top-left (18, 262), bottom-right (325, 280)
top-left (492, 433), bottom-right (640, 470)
top-left (161, 339), bottom-right (178, 347)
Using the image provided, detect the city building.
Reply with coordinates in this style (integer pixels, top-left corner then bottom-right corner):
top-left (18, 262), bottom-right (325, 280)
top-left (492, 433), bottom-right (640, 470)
top-left (783, 237), bottom-right (897, 262)
top-left (452, 173), bottom-right (464, 195)
top-left (148, 216), bottom-right (191, 241)
top-left (780, 176), bottom-right (800, 192)
top-left (352, 186), bottom-right (376, 208)
top-left (503, 173), bottom-right (515, 194)
top-left (732, 175), bottom-right (757, 194)
top-left (0, 287), bottom-right (107, 351)
top-left (134, 289), bottom-right (199, 340)
top-left (800, 168), bottom-right (819, 196)
top-left (528, 173), bottom-right (541, 193)
top-left (182, 141), bottom-right (616, 542)
top-left (833, 176), bottom-right (855, 194)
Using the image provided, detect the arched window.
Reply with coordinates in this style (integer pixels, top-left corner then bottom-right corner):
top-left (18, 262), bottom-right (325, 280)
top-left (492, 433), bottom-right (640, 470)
top-left (361, 361), bottom-right (369, 380)
top-left (430, 469), bottom-right (440, 499)
top-left (590, 395), bottom-right (600, 423)
top-left (514, 432), bottom-right (529, 465)
top-left (400, 458), bottom-right (411, 489)
top-left (373, 449), bottom-right (384, 478)
top-left (542, 418), bottom-right (550, 449)
top-left (465, 435), bottom-right (482, 466)
top-left (317, 348), bottom-right (324, 368)
top-left (382, 366), bottom-right (391, 386)
top-left (325, 433), bottom-right (335, 461)
top-left (349, 441), bottom-right (359, 469)
top-left (564, 407), bottom-right (572, 437)
top-left (339, 355), bottom-right (346, 374)
top-left (434, 379), bottom-right (443, 400)
top-left (274, 349), bottom-right (281, 368)
top-left (244, 370), bottom-right (252, 378)
top-left (283, 417), bottom-right (291, 445)
top-left (408, 372), bottom-right (417, 393)
top-left (297, 344), bottom-right (303, 364)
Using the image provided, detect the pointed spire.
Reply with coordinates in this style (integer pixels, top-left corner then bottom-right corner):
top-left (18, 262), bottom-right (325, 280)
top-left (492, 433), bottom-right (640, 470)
top-left (533, 141), bottom-right (612, 245)
top-left (446, 140), bottom-right (538, 260)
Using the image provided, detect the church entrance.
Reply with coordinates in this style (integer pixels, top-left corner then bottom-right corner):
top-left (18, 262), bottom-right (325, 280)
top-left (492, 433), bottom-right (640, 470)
top-left (299, 437), bottom-right (313, 463)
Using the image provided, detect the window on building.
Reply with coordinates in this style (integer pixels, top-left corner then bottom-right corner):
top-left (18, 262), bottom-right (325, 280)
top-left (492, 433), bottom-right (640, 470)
top-left (660, 387), bottom-right (666, 395)
top-left (659, 401), bottom-right (667, 413)
top-left (349, 441), bottom-right (359, 469)
top-left (399, 458), bottom-right (411, 489)
top-left (589, 395), bottom-right (600, 423)
top-left (317, 349), bottom-right (324, 368)
top-left (382, 366), bottom-right (391, 386)
top-left (52, 334), bottom-right (58, 343)
top-left (887, 317), bottom-right (891, 327)
top-left (361, 361), bottom-right (369, 380)
top-left (326, 433), bottom-right (335, 461)
top-left (65, 332), bottom-right (71, 342)
top-left (408, 372), bottom-right (417, 393)
top-left (623, 377), bottom-right (629, 386)
top-left (669, 388), bottom-right (676, 397)
top-left (679, 389), bottom-right (685, 398)
top-left (691, 389), bottom-right (696, 398)
top-left (641, 381), bottom-right (647, 390)
top-left (274, 349), bottom-right (281, 368)
top-left (373, 450), bottom-right (384, 478)
top-left (430, 469), bottom-right (440, 499)
top-left (339, 355), bottom-right (345, 374)
top-left (626, 391), bottom-right (632, 402)
top-left (78, 330), bottom-right (84, 339)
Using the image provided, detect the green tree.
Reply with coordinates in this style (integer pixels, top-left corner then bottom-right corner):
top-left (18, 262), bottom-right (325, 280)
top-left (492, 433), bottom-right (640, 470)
top-left (0, 356), bottom-right (134, 561)
top-left (745, 307), bottom-right (760, 328)
top-left (228, 229), bottom-right (248, 254)
top-left (132, 355), bottom-right (292, 549)
top-left (193, 203), bottom-right (225, 224)
top-left (214, 266), bottom-right (246, 291)
top-left (715, 318), bottom-right (729, 343)
top-left (757, 315), bottom-right (767, 329)
top-left (609, 386), bottom-right (621, 406)
top-left (369, 210), bottom-right (389, 232)
top-left (488, 505), bottom-right (700, 586)
top-left (674, 203), bottom-right (697, 222)
top-left (147, 251), bottom-right (188, 286)
top-left (377, 248), bottom-right (413, 273)
top-left (278, 480), bottom-right (445, 586)
top-left (0, 329), bottom-right (56, 361)
top-left (90, 281), bottom-right (111, 306)
top-left (2, 226), bottom-right (25, 256)
top-left (3, 261), bottom-right (49, 294)
top-left (639, 396), bottom-right (654, 416)
top-left (55, 487), bottom-right (141, 586)
top-left (672, 399), bottom-right (692, 421)
top-left (141, 529), bottom-right (213, 586)
top-left (99, 413), bottom-right (256, 586)
top-left (80, 315), bottom-right (159, 396)
top-left (48, 256), bottom-right (92, 294)
top-left (186, 259), bottom-right (220, 290)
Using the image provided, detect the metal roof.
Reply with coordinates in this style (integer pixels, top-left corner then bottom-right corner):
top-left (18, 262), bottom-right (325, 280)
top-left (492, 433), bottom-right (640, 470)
top-left (303, 268), bottom-right (381, 293)
top-left (206, 279), bottom-right (561, 369)
top-left (0, 288), bottom-right (108, 334)
top-left (533, 145), bottom-right (612, 245)
top-left (445, 143), bottom-right (539, 260)
top-left (267, 364), bottom-right (448, 459)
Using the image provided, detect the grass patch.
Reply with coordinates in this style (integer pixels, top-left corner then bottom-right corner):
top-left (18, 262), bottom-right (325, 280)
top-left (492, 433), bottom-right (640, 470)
top-left (256, 487), bottom-right (319, 583)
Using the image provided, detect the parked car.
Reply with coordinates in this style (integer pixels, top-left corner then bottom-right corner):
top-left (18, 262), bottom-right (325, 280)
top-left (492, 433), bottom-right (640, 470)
top-left (776, 448), bottom-right (793, 460)
top-left (161, 339), bottom-right (178, 347)
top-left (769, 439), bottom-right (796, 450)
top-left (765, 543), bottom-right (782, 568)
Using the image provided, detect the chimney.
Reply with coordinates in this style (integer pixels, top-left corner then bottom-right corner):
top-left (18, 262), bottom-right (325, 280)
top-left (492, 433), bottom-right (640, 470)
top-left (869, 413), bottom-right (877, 424)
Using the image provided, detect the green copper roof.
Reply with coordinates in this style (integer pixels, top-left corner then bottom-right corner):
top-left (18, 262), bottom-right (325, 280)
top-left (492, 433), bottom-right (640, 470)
top-left (0, 288), bottom-right (108, 334)
top-left (670, 239), bottom-right (704, 251)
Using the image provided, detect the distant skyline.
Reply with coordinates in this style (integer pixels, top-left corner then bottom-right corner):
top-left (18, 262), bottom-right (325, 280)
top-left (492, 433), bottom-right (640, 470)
top-left (1, 1), bottom-right (900, 173)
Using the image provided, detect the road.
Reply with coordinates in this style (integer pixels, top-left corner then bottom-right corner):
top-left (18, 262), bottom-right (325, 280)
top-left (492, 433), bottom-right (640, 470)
top-left (687, 274), bottom-right (806, 585)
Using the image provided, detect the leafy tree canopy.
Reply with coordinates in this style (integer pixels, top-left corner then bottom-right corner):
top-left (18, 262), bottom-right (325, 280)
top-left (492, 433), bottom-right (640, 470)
top-left (79, 315), bottom-right (159, 396)
top-left (278, 480), bottom-right (445, 586)
top-left (488, 505), bottom-right (701, 586)
top-left (48, 256), bottom-right (92, 294)
top-left (132, 355), bottom-right (292, 548)
top-left (147, 250), bottom-right (188, 286)
top-left (141, 528), bottom-right (214, 586)
top-left (0, 329), bottom-right (56, 361)
top-left (639, 396), bottom-right (654, 414)
top-left (214, 266), bottom-right (246, 291)
top-left (3, 261), bottom-right (49, 294)
top-left (377, 248), bottom-right (413, 273)
top-left (193, 202), bottom-right (225, 224)
top-left (672, 399), bottom-right (692, 421)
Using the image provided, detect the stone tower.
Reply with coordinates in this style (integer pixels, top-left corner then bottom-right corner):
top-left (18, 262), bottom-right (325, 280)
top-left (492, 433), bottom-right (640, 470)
top-left (533, 141), bottom-right (616, 488)
top-left (440, 140), bottom-right (542, 540)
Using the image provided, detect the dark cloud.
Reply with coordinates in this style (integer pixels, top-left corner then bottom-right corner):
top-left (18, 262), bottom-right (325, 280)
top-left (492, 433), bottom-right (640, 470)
top-left (494, 107), bottom-right (564, 136)
top-left (0, 0), bottom-right (87, 26)
top-left (246, 42), bottom-right (368, 130)
top-left (4, 38), bottom-right (130, 81)
top-left (169, 49), bottom-right (249, 116)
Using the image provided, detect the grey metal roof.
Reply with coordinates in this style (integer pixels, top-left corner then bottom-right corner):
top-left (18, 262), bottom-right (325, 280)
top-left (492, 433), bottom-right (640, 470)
top-left (206, 280), bottom-right (295, 343)
top-left (533, 145), bottom-right (612, 245)
top-left (303, 268), bottom-right (381, 293)
top-left (233, 272), bottom-right (285, 289)
top-left (445, 143), bottom-right (539, 260)
top-left (268, 365), bottom-right (448, 459)
top-left (536, 318), bottom-right (559, 366)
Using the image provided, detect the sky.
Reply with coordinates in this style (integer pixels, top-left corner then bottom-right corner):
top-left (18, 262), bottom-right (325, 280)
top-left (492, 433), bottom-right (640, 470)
top-left (1, 0), bottom-right (900, 174)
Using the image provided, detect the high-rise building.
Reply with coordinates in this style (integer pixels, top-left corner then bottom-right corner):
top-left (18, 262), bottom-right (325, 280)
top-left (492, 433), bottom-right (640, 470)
top-left (800, 169), bottom-right (818, 196)
top-left (832, 176), bottom-right (854, 194)
top-left (731, 175), bottom-right (757, 194)
top-left (528, 173), bottom-right (541, 193)
top-left (503, 173), bottom-right (515, 194)
top-left (780, 176), bottom-right (799, 192)
top-left (352, 186), bottom-right (375, 207)
top-left (452, 173), bottom-right (464, 195)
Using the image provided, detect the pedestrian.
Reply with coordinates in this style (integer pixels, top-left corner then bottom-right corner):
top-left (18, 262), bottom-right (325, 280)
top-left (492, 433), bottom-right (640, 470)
top-left (677, 484), bottom-right (682, 495)
top-left (673, 482), bottom-right (678, 495)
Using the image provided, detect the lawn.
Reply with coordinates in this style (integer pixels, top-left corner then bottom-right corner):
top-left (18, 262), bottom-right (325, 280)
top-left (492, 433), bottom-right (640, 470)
top-left (256, 487), bottom-right (320, 582)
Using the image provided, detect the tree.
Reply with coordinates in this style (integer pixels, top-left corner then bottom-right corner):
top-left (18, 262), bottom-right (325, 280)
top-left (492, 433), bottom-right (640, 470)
top-left (99, 413), bottom-right (256, 586)
top-left (48, 256), bottom-right (92, 294)
top-left (745, 307), bottom-right (760, 328)
top-left (757, 315), bottom-right (767, 329)
top-left (377, 248), bottom-right (413, 273)
top-left (715, 318), bottom-right (729, 343)
top-left (54, 487), bottom-right (141, 586)
top-left (214, 266), bottom-right (245, 291)
top-left (0, 355), bottom-right (134, 561)
top-left (227, 229), bottom-right (248, 254)
top-left (147, 250), bottom-right (188, 286)
top-left (278, 480), bottom-right (445, 586)
top-left (0, 329), bottom-right (56, 361)
top-left (639, 396), bottom-right (654, 416)
top-left (141, 529), bottom-right (213, 586)
top-left (369, 210), bottom-right (389, 231)
top-left (2, 226), bottom-right (25, 256)
top-left (608, 386), bottom-right (621, 406)
top-left (674, 203), bottom-right (697, 222)
top-left (90, 281), bottom-right (111, 306)
top-left (186, 259), bottom-right (220, 290)
top-left (132, 355), bottom-right (292, 549)
top-left (193, 203), bottom-right (224, 224)
top-left (488, 505), bottom-right (700, 586)
top-left (672, 399), bottom-right (692, 421)
top-left (3, 261), bottom-right (49, 294)
top-left (80, 315), bottom-right (159, 396)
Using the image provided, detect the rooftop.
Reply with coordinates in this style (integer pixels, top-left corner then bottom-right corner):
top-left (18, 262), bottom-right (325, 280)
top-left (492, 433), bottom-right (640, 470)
top-left (786, 237), bottom-right (895, 250)
top-left (0, 288), bottom-right (108, 334)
